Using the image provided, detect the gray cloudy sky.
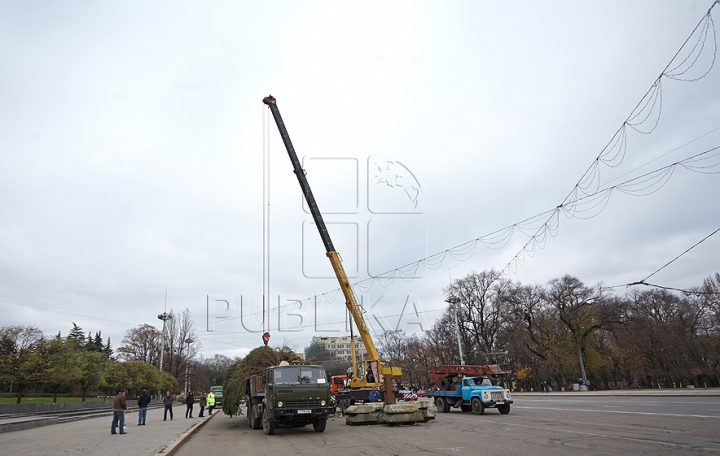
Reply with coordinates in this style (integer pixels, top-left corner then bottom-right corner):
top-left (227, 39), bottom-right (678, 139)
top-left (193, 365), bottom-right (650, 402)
top-left (1, 1), bottom-right (718, 360)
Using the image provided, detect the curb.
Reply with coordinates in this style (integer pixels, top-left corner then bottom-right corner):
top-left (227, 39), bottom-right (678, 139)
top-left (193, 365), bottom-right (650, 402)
top-left (155, 413), bottom-right (216, 456)
top-left (0, 416), bottom-right (58, 434)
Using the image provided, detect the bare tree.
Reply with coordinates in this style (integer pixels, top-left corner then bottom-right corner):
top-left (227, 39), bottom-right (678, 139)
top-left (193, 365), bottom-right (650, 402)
top-left (445, 269), bottom-right (511, 360)
top-left (117, 324), bottom-right (161, 366)
top-left (699, 273), bottom-right (720, 385)
top-left (423, 312), bottom-right (465, 366)
top-left (545, 275), bottom-right (624, 385)
top-left (193, 354), bottom-right (238, 391)
top-left (403, 335), bottom-right (434, 388)
top-left (502, 282), bottom-right (556, 385)
top-left (162, 309), bottom-right (201, 380)
top-left (625, 289), bottom-right (706, 388)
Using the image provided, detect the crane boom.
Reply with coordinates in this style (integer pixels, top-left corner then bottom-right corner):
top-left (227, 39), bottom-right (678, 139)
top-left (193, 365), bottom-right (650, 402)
top-left (262, 95), bottom-right (399, 390)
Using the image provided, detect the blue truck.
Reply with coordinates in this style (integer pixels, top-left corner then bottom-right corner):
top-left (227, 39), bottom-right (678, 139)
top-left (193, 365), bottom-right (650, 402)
top-left (425, 376), bottom-right (513, 415)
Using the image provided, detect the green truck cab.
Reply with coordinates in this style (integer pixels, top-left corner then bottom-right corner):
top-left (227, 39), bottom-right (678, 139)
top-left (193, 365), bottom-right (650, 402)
top-left (246, 364), bottom-right (335, 435)
top-left (210, 386), bottom-right (223, 405)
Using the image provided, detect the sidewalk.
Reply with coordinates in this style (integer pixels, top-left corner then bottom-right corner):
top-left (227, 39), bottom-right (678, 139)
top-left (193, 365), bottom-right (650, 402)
top-left (0, 405), bottom-right (216, 456)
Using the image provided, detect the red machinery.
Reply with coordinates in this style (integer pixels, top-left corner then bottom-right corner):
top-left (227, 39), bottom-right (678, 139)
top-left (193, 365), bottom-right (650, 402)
top-left (430, 365), bottom-right (512, 391)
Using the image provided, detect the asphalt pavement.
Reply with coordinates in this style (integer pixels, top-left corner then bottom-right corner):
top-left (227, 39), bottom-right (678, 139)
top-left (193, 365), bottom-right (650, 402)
top-left (0, 388), bottom-right (720, 456)
top-left (512, 388), bottom-right (720, 397)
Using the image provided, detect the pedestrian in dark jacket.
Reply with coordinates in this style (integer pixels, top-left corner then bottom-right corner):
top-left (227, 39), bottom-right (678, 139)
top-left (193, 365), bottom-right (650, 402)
top-left (199, 393), bottom-right (207, 417)
top-left (137, 389), bottom-right (151, 425)
top-left (163, 391), bottom-right (174, 421)
top-left (185, 391), bottom-right (195, 418)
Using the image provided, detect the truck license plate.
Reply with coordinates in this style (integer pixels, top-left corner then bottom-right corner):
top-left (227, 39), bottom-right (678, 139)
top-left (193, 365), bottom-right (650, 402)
top-left (298, 409), bottom-right (311, 414)
top-left (495, 401), bottom-right (504, 405)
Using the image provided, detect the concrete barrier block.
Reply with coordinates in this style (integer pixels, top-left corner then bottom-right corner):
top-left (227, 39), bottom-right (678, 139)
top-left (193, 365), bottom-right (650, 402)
top-left (344, 412), bottom-right (380, 425)
top-left (383, 403), bottom-right (419, 414)
top-left (416, 399), bottom-right (433, 409)
top-left (346, 404), bottom-right (379, 414)
top-left (380, 411), bottom-right (424, 424)
top-left (419, 408), bottom-right (436, 421)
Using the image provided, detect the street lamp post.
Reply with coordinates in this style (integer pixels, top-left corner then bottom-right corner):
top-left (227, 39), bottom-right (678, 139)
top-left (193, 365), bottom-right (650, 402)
top-left (577, 345), bottom-right (588, 390)
top-left (157, 311), bottom-right (172, 399)
top-left (445, 295), bottom-right (465, 366)
top-left (157, 312), bottom-right (172, 372)
top-left (184, 337), bottom-right (194, 395)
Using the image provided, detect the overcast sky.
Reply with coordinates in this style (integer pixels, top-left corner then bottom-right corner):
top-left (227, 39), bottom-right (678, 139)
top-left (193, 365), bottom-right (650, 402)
top-left (1, 1), bottom-right (718, 361)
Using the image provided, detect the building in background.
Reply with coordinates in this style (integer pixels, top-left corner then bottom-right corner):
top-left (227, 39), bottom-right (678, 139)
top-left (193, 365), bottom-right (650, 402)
top-left (306, 336), bottom-right (367, 361)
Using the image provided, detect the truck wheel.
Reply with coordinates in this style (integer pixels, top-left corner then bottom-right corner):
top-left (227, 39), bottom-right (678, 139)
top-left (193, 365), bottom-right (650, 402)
top-left (262, 408), bottom-right (275, 435)
top-left (247, 406), bottom-right (252, 428)
top-left (440, 378), bottom-right (451, 391)
top-left (471, 397), bottom-right (484, 415)
top-left (498, 404), bottom-right (511, 415)
top-left (460, 404), bottom-right (472, 412)
top-left (435, 397), bottom-right (450, 413)
top-left (313, 418), bottom-right (327, 432)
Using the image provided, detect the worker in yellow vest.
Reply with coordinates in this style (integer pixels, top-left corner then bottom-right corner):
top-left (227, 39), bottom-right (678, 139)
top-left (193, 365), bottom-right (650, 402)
top-left (207, 390), bottom-right (216, 415)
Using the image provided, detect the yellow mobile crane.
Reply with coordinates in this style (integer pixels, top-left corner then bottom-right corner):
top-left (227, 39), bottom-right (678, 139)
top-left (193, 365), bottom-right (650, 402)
top-left (263, 96), bottom-right (400, 402)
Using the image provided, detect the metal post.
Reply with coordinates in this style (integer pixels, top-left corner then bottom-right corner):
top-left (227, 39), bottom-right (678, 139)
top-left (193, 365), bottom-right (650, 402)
top-left (184, 338), bottom-right (194, 395)
top-left (157, 295), bottom-right (172, 399)
top-left (577, 345), bottom-right (588, 388)
top-left (446, 296), bottom-right (465, 366)
top-left (158, 312), bottom-right (171, 372)
top-left (158, 289), bottom-right (171, 371)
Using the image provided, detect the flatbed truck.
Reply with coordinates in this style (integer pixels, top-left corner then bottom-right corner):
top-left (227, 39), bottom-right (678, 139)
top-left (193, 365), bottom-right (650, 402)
top-left (425, 376), bottom-right (512, 414)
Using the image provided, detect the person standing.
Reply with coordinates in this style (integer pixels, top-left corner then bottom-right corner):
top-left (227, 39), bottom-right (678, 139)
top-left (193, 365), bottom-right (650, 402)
top-left (163, 391), bottom-right (174, 421)
top-left (185, 391), bottom-right (195, 418)
top-left (198, 392), bottom-right (207, 418)
top-left (111, 389), bottom-right (128, 435)
top-left (207, 389), bottom-right (216, 415)
top-left (137, 389), bottom-right (150, 425)
top-left (368, 386), bottom-right (380, 402)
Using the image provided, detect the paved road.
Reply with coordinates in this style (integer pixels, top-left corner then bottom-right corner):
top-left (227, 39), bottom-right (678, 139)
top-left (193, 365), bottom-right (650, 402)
top-left (175, 394), bottom-right (720, 456)
top-left (3, 393), bottom-right (719, 455)
top-left (516, 394), bottom-right (720, 419)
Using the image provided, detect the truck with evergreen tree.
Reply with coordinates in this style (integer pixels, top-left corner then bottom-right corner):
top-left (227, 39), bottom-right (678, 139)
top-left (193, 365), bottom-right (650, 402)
top-left (246, 362), bottom-right (335, 435)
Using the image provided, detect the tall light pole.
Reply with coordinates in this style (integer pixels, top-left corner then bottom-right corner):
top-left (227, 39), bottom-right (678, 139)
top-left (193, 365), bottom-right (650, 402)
top-left (446, 295), bottom-right (465, 366)
top-left (577, 345), bottom-right (588, 390)
top-left (158, 288), bottom-right (172, 373)
top-left (158, 312), bottom-right (172, 372)
top-left (184, 337), bottom-right (194, 395)
top-left (157, 288), bottom-right (172, 399)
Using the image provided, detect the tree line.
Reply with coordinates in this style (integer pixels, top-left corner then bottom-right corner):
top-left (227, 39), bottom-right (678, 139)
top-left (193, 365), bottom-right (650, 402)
top-left (372, 271), bottom-right (720, 391)
top-left (0, 323), bottom-right (177, 403)
top-left (0, 309), bottom-right (236, 403)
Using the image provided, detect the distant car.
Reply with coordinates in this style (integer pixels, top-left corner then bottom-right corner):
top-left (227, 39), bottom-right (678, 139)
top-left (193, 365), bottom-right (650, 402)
top-left (211, 386), bottom-right (223, 406)
top-left (415, 390), bottom-right (426, 397)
